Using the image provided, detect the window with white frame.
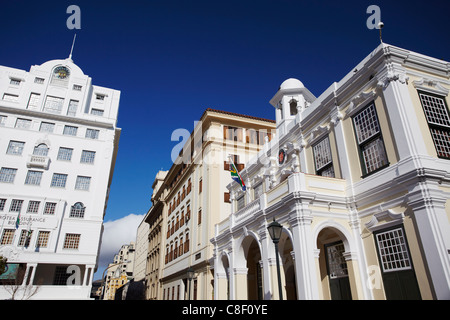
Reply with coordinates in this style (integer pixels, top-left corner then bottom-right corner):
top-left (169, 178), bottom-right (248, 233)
top-left (253, 183), bottom-right (263, 200)
top-left (18, 230), bottom-right (33, 247)
top-left (27, 200), bottom-right (40, 213)
top-left (39, 122), bottom-right (55, 133)
top-left (0, 115), bottom-right (7, 126)
top-left (80, 150), bottom-right (95, 164)
top-left (70, 202), bottom-right (85, 218)
top-left (85, 128), bottom-right (99, 139)
top-left (27, 93), bottom-right (40, 109)
top-left (1, 229), bottom-right (15, 245)
top-left (25, 170), bottom-right (43, 185)
top-left (0, 199), bottom-right (6, 211)
top-left (63, 233), bottom-right (81, 249)
top-left (67, 100), bottom-right (79, 116)
top-left (353, 103), bottom-right (388, 175)
top-left (33, 144), bottom-right (49, 156)
top-left (50, 173), bottom-right (67, 188)
top-left (9, 199), bottom-right (23, 212)
top-left (418, 91), bottom-right (450, 159)
top-left (63, 125), bottom-right (78, 136)
top-left (313, 136), bottom-right (335, 177)
top-left (375, 227), bottom-right (412, 273)
top-left (0, 167), bottom-right (17, 183)
top-left (43, 96), bottom-right (64, 114)
top-left (90, 108), bottom-right (104, 116)
top-left (236, 195), bottom-right (245, 211)
top-left (7, 141), bottom-right (25, 155)
top-left (43, 202), bottom-right (56, 215)
top-left (326, 241), bottom-right (348, 279)
top-left (15, 118), bottom-right (32, 129)
top-left (10, 78), bottom-right (21, 85)
top-left (3, 93), bottom-right (19, 102)
top-left (75, 176), bottom-right (91, 190)
top-left (57, 147), bottom-right (73, 161)
top-left (223, 126), bottom-right (243, 142)
top-left (73, 84), bottom-right (82, 91)
top-left (34, 77), bottom-right (44, 84)
top-left (36, 230), bottom-right (50, 248)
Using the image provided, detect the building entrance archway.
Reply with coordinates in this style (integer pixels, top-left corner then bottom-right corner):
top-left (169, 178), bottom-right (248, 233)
top-left (317, 227), bottom-right (352, 300)
top-left (279, 232), bottom-right (297, 300)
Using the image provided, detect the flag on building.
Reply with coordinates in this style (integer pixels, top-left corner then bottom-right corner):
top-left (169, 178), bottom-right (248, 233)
top-left (229, 158), bottom-right (246, 191)
top-left (15, 212), bottom-right (20, 229)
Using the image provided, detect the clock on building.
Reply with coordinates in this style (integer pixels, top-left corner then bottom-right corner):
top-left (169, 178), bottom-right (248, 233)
top-left (53, 66), bottom-right (70, 79)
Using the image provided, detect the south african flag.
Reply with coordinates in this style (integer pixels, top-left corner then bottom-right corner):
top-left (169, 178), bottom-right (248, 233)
top-left (229, 160), bottom-right (246, 191)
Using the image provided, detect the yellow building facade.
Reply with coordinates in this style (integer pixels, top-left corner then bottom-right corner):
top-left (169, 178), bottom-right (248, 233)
top-left (150, 109), bottom-right (276, 300)
top-left (211, 43), bottom-right (450, 300)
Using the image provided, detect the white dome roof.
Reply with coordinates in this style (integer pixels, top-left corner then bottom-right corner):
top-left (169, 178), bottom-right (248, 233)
top-left (37, 58), bottom-right (85, 76)
top-left (280, 78), bottom-right (304, 90)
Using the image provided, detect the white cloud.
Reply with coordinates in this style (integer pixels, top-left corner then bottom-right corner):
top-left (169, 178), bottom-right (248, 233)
top-left (94, 213), bottom-right (144, 280)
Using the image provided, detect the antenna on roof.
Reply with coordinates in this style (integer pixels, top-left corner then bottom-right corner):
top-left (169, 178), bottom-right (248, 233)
top-left (378, 21), bottom-right (384, 43)
top-left (68, 34), bottom-right (77, 61)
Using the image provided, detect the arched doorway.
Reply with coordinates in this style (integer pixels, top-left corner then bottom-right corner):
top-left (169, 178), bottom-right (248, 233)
top-left (279, 232), bottom-right (297, 300)
top-left (239, 236), bottom-right (263, 300)
top-left (220, 254), bottom-right (230, 300)
top-left (317, 227), bottom-right (352, 300)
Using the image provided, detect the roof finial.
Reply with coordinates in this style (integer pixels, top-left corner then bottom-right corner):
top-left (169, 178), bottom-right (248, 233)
top-left (378, 21), bottom-right (384, 44)
top-left (68, 34), bottom-right (77, 61)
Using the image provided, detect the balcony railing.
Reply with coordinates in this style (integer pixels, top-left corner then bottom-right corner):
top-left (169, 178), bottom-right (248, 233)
top-left (234, 198), bottom-right (261, 223)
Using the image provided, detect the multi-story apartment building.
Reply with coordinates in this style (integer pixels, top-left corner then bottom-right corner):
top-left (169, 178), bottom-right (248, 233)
top-left (102, 242), bottom-right (135, 300)
top-left (212, 43), bottom-right (450, 300)
top-left (144, 170), bottom-right (167, 300)
top-left (160, 108), bottom-right (276, 300)
top-left (134, 216), bottom-right (149, 283)
top-left (0, 55), bottom-right (121, 299)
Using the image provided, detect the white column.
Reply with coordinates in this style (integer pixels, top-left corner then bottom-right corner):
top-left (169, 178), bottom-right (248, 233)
top-left (407, 181), bottom-right (450, 299)
top-left (21, 263), bottom-right (37, 286)
top-left (331, 109), bottom-right (352, 181)
top-left (228, 246), bottom-right (236, 300)
top-left (286, 196), bottom-right (319, 299)
top-left (378, 68), bottom-right (428, 159)
top-left (259, 228), bottom-right (274, 300)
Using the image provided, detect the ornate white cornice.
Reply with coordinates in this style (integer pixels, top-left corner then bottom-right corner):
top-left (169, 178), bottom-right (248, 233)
top-left (365, 209), bottom-right (404, 232)
top-left (412, 77), bottom-right (450, 96)
top-left (376, 70), bottom-right (409, 90)
top-left (344, 89), bottom-right (377, 118)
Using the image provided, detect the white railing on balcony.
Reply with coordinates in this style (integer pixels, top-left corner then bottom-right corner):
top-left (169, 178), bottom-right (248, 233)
top-left (234, 198), bottom-right (261, 224)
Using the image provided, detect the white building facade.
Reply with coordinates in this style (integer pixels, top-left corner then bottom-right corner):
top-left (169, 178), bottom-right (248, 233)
top-left (211, 43), bottom-right (450, 300)
top-left (0, 56), bottom-right (121, 299)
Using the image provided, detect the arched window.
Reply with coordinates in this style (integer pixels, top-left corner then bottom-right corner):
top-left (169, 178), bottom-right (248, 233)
top-left (33, 143), bottom-right (49, 156)
top-left (179, 236), bottom-right (184, 257)
top-left (289, 99), bottom-right (298, 116)
top-left (70, 202), bottom-right (85, 218)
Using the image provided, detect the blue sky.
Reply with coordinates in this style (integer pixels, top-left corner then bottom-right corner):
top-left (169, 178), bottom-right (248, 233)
top-left (1, 0), bottom-right (450, 279)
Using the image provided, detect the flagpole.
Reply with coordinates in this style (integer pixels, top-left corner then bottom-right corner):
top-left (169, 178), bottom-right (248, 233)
top-left (228, 154), bottom-right (248, 194)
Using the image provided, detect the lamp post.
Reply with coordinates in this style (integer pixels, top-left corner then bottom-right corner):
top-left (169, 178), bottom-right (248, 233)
top-left (186, 267), bottom-right (195, 300)
top-left (267, 218), bottom-right (283, 300)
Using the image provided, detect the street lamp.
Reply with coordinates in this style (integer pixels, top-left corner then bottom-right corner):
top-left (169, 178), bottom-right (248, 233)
top-left (267, 218), bottom-right (283, 300)
top-left (186, 267), bottom-right (195, 300)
